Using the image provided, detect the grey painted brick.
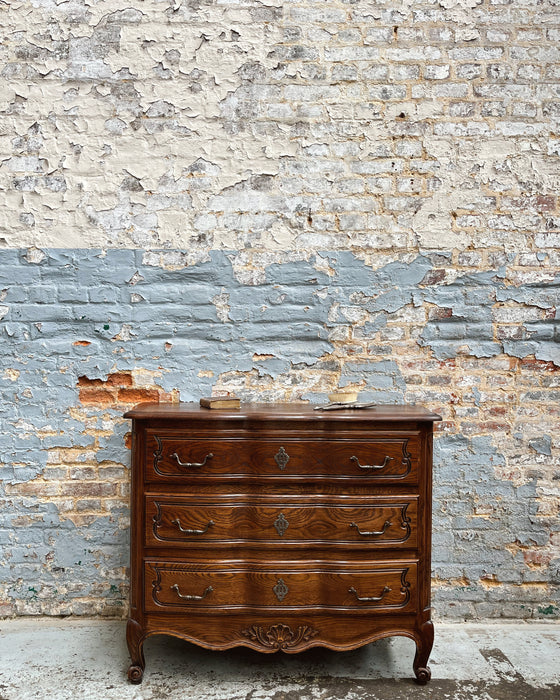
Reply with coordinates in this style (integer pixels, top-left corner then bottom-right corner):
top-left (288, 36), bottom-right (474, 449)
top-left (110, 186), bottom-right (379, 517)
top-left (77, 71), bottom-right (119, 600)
top-left (0, 144), bottom-right (558, 622)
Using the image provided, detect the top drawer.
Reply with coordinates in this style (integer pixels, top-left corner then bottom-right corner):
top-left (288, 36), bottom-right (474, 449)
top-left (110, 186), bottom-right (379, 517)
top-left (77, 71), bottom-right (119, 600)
top-left (145, 432), bottom-right (420, 484)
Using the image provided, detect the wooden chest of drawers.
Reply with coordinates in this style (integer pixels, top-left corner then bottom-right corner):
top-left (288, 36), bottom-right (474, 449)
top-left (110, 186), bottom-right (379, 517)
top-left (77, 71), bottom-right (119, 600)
top-left (124, 403), bottom-right (440, 684)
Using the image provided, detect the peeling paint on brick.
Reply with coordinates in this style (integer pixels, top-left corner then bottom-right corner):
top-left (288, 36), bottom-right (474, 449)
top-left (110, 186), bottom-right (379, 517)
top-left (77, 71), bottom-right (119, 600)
top-left (0, 249), bottom-right (559, 618)
top-left (1, 0), bottom-right (559, 620)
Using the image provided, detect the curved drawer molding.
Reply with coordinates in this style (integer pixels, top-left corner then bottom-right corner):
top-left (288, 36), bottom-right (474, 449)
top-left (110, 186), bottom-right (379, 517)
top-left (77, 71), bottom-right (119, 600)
top-left (145, 561), bottom-right (417, 613)
top-left (147, 498), bottom-right (417, 548)
top-left (147, 434), bottom-right (418, 483)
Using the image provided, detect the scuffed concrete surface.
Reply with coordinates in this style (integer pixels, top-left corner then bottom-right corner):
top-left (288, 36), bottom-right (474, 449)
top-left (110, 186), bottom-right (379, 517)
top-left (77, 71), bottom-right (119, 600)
top-left (0, 619), bottom-right (559, 699)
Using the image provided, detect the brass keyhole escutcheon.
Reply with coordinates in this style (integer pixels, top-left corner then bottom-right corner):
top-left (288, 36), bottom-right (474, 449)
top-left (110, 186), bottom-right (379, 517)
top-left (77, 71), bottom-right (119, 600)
top-left (273, 578), bottom-right (289, 602)
top-left (274, 513), bottom-right (289, 537)
top-left (274, 447), bottom-right (290, 471)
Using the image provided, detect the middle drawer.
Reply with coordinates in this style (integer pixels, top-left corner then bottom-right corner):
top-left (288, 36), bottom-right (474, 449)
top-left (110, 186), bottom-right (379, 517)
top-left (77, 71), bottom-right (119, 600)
top-left (146, 497), bottom-right (418, 549)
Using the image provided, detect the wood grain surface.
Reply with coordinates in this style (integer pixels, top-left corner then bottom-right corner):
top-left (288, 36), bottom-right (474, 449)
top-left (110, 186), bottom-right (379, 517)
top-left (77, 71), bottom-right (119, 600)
top-left (145, 560), bottom-right (417, 612)
top-left (147, 433), bottom-right (419, 482)
top-left (146, 497), bottom-right (417, 548)
top-left (125, 402), bottom-right (439, 684)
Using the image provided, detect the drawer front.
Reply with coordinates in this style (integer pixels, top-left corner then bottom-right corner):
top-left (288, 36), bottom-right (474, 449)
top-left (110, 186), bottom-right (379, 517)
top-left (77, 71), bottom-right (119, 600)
top-left (146, 498), bottom-right (418, 548)
top-left (146, 433), bottom-right (419, 483)
top-left (145, 561), bottom-right (418, 613)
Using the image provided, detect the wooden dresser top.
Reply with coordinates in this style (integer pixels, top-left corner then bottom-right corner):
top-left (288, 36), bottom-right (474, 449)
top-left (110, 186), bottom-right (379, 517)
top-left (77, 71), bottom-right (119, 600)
top-left (124, 402), bottom-right (442, 423)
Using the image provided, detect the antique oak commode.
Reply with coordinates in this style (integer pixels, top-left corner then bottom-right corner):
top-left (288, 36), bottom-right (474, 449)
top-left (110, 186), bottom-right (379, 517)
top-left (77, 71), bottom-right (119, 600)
top-left (124, 403), bottom-right (441, 684)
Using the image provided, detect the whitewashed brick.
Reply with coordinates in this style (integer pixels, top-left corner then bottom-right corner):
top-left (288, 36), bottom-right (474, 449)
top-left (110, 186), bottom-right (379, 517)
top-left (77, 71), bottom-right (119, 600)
top-left (290, 8), bottom-right (347, 23)
top-left (495, 122), bottom-right (546, 136)
top-left (395, 139), bottom-right (423, 157)
top-left (325, 46), bottom-right (380, 62)
top-left (424, 65), bottom-right (451, 80)
top-left (364, 27), bottom-right (393, 44)
top-left (449, 47), bottom-right (504, 60)
top-left (386, 46), bottom-right (442, 61)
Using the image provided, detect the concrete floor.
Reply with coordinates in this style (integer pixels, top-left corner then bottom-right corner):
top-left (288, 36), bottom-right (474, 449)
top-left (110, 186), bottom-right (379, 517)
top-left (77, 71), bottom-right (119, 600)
top-left (0, 619), bottom-right (559, 700)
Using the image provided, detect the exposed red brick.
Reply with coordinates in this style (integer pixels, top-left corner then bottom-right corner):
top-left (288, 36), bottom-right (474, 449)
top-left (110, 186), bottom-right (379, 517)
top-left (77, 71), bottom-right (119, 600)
top-left (420, 269), bottom-right (446, 286)
top-left (536, 195), bottom-right (556, 212)
top-left (73, 341), bottom-right (91, 346)
top-left (480, 421), bottom-right (511, 432)
top-left (124, 432), bottom-right (132, 450)
top-left (78, 372), bottom-right (133, 387)
top-left (437, 358), bottom-right (457, 369)
top-left (435, 421), bottom-right (455, 432)
top-left (460, 421), bottom-right (511, 435)
top-left (487, 407), bottom-right (508, 417)
top-left (69, 467), bottom-right (96, 480)
top-left (117, 388), bottom-right (160, 403)
top-left (105, 372), bottom-right (133, 387)
top-left (462, 357), bottom-right (517, 371)
top-left (504, 195), bottom-right (555, 212)
top-left (79, 388), bottom-right (116, 405)
top-left (77, 376), bottom-right (104, 387)
top-left (428, 306), bottom-right (453, 320)
top-left (503, 197), bottom-right (525, 209)
top-left (520, 357), bottom-right (560, 372)
top-left (401, 359), bottom-right (442, 371)
top-left (523, 550), bottom-right (552, 568)
top-left (496, 325), bottom-right (525, 340)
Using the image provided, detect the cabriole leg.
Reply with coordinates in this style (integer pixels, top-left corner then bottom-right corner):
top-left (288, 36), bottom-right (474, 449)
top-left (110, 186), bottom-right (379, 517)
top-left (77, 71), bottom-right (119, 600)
top-left (413, 620), bottom-right (434, 684)
top-left (126, 618), bottom-right (145, 684)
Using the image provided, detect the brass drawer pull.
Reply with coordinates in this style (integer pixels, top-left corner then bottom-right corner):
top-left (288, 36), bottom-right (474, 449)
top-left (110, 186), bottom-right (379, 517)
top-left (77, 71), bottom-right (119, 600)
top-left (170, 584), bottom-right (213, 601)
top-left (172, 518), bottom-right (214, 535)
top-left (350, 520), bottom-right (392, 537)
top-left (349, 585), bottom-right (391, 603)
top-left (351, 455), bottom-right (393, 471)
top-left (170, 452), bottom-right (213, 468)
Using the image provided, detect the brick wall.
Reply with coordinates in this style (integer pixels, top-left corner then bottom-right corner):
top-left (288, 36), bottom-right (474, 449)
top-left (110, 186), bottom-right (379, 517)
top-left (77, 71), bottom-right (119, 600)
top-left (0, 0), bottom-right (558, 619)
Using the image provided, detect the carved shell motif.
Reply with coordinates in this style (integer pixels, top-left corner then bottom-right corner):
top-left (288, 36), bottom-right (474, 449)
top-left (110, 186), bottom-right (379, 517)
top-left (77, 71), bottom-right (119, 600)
top-left (241, 624), bottom-right (319, 650)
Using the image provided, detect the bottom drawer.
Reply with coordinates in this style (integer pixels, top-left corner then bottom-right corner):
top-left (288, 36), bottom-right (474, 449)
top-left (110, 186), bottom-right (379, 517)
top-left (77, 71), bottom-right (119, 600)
top-left (145, 560), bottom-right (417, 613)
